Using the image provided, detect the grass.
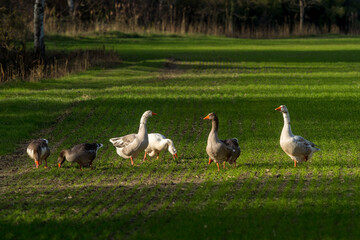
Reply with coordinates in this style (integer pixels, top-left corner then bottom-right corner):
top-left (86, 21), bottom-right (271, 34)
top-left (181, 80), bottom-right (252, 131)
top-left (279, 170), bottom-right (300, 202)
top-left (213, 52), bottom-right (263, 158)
top-left (1, 33), bottom-right (360, 239)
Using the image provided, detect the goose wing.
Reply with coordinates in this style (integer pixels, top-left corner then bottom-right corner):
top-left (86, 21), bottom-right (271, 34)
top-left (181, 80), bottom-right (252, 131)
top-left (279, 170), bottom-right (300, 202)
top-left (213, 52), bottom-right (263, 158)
top-left (221, 138), bottom-right (241, 163)
top-left (292, 135), bottom-right (317, 155)
top-left (110, 134), bottom-right (137, 148)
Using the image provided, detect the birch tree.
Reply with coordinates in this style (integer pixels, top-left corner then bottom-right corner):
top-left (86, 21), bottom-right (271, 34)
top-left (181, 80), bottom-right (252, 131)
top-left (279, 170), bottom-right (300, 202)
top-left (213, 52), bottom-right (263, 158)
top-left (34, 0), bottom-right (45, 58)
top-left (67, 0), bottom-right (75, 19)
top-left (299, 0), bottom-right (305, 32)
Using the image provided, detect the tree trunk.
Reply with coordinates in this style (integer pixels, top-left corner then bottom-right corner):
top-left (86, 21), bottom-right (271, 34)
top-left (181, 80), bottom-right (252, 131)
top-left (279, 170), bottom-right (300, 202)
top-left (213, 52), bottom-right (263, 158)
top-left (67, 0), bottom-right (75, 19)
top-left (299, 0), bottom-right (304, 33)
top-left (34, 0), bottom-right (45, 59)
top-left (114, 0), bottom-right (121, 22)
top-left (225, 0), bottom-right (234, 35)
top-left (181, 7), bottom-right (186, 34)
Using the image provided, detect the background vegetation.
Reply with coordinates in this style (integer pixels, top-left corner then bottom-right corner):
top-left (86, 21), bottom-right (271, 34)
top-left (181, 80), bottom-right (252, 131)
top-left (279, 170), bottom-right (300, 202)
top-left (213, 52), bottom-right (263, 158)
top-left (3, 0), bottom-right (360, 36)
top-left (1, 0), bottom-right (360, 83)
top-left (1, 34), bottom-right (360, 239)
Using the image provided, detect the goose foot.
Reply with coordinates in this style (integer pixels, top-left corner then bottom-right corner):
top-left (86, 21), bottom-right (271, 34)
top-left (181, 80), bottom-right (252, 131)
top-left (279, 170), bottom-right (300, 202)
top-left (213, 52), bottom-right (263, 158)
top-left (216, 162), bottom-right (220, 172)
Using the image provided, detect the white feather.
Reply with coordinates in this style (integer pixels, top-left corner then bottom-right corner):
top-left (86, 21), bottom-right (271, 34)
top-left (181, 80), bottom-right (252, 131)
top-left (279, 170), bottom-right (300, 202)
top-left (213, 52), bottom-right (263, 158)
top-left (27, 148), bottom-right (35, 159)
top-left (145, 133), bottom-right (177, 157)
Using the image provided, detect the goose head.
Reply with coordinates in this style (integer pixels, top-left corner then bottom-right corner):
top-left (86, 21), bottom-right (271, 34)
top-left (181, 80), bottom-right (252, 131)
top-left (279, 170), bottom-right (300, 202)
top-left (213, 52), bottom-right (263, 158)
top-left (203, 112), bottom-right (217, 120)
top-left (140, 110), bottom-right (157, 124)
top-left (167, 140), bottom-right (178, 159)
top-left (57, 150), bottom-right (67, 168)
top-left (275, 105), bottom-right (288, 113)
top-left (143, 110), bottom-right (157, 118)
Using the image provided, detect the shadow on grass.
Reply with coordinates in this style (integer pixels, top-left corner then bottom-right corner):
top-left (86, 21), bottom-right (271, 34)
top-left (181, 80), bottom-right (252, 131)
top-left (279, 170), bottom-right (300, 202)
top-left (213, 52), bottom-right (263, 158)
top-left (43, 33), bottom-right (360, 63)
top-left (1, 175), bottom-right (360, 239)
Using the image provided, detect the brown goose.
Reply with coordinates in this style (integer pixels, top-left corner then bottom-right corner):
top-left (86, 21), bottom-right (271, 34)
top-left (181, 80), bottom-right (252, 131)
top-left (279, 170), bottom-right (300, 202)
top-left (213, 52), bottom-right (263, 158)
top-left (203, 113), bottom-right (241, 171)
top-left (275, 105), bottom-right (320, 167)
top-left (110, 110), bottom-right (157, 166)
top-left (58, 143), bottom-right (103, 170)
top-left (27, 139), bottom-right (50, 168)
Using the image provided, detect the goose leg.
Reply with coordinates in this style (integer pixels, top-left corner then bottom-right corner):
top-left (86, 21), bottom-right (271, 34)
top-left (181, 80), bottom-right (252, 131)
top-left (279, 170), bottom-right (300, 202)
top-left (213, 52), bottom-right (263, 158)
top-left (79, 164), bottom-right (83, 171)
top-left (216, 162), bottom-right (220, 172)
top-left (35, 160), bottom-right (39, 168)
top-left (130, 157), bottom-right (134, 166)
top-left (208, 158), bottom-right (213, 165)
top-left (44, 158), bottom-right (48, 168)
top-left (234, 160), bottom-right (236, 168)
top-left (223, 162), bottom-right (226, 169)
top-left (156, 152), bottom-right (159, 160)
top-left (143, 152), bottom-right (147, 161)
top-left (294, 160), bottom-right (297, 168)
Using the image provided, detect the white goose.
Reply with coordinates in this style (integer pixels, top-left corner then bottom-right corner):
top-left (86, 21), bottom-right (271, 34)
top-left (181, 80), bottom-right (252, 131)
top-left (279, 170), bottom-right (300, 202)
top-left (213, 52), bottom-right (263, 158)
top-left (110, 110), bottom-right (157, 166)
top-left (275, 105), bottom-right (320, 167)
top-left (143, 133), bottom-right (178, 160)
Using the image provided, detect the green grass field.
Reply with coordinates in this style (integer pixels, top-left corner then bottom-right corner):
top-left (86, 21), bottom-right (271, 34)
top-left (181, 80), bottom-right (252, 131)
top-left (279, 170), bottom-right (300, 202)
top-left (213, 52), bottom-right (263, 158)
top-left (1, 33), bottom-right (360, 239)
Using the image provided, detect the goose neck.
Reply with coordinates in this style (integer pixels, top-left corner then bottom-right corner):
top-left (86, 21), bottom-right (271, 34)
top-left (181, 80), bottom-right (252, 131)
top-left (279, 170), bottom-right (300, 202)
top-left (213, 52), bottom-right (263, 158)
top-left (209, 117), bottom-right (219, 141)
top-left (138, 122), bottom-right (147, 137)
top-left (281, 112), bottom-right (293, 137)
top-left (211, 117), bottom-right (219, 133)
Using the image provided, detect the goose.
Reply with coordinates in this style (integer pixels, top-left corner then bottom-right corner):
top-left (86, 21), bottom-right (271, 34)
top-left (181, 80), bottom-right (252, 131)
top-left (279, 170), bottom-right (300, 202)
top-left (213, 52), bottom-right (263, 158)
top-left (27, 139), bottom-right (50, 168)
top-left (275, 105), bottom-right (320, 167)
top-left (203, 113), bottom-right (241, 171)
top-left (143, 133), bottom-right (178, 160)
top-left (58, 143), bottom-right (103, 170)
top-left (110, 110), bottom-right (157, 166)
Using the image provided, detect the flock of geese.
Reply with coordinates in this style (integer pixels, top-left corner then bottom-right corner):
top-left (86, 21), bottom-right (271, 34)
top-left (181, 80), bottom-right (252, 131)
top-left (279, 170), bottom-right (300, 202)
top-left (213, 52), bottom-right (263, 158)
top-left (26, 105), bottom-right (320, 171)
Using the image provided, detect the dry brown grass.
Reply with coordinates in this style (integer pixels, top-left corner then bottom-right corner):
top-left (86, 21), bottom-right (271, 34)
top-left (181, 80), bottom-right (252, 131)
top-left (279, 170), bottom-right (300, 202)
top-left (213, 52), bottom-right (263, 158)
top-left (0, 49), bottom-right (121, 83)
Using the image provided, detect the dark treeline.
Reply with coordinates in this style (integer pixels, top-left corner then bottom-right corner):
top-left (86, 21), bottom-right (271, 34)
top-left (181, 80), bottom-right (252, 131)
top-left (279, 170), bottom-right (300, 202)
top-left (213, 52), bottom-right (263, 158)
top-left (0, 0), bottom-right (360, 82)
top-left (1, 0), bottom-right (360, 38)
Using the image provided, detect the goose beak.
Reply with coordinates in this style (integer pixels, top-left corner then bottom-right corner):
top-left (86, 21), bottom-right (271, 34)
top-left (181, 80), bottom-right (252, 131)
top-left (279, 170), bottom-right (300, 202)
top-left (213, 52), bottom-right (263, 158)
top-left (58, 163), bottom-right (61, 168)
top-left (152, 112), bottom-right (157, 116)
top-left (275, 106), bottom-right (282, 111)
top-left (173, 153), bottom-right (178, 159)
top-left (203, 115), bottom-right (210, 120)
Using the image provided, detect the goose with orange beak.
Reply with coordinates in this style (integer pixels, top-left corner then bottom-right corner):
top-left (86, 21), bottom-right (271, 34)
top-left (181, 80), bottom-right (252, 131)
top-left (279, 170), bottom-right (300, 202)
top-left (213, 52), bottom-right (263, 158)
top-left (58, 143), bottom-right (103, 170)
top-left (275, 105), bottom-right (320, 167)
top-left (144, 133), bottom-right (178, 161)
top-left (110, 110), bottom-right (157, 166)
top-left (27, 139), bottom-right (50, 168)
top-left (203, 112), bottom-right (240, 172)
